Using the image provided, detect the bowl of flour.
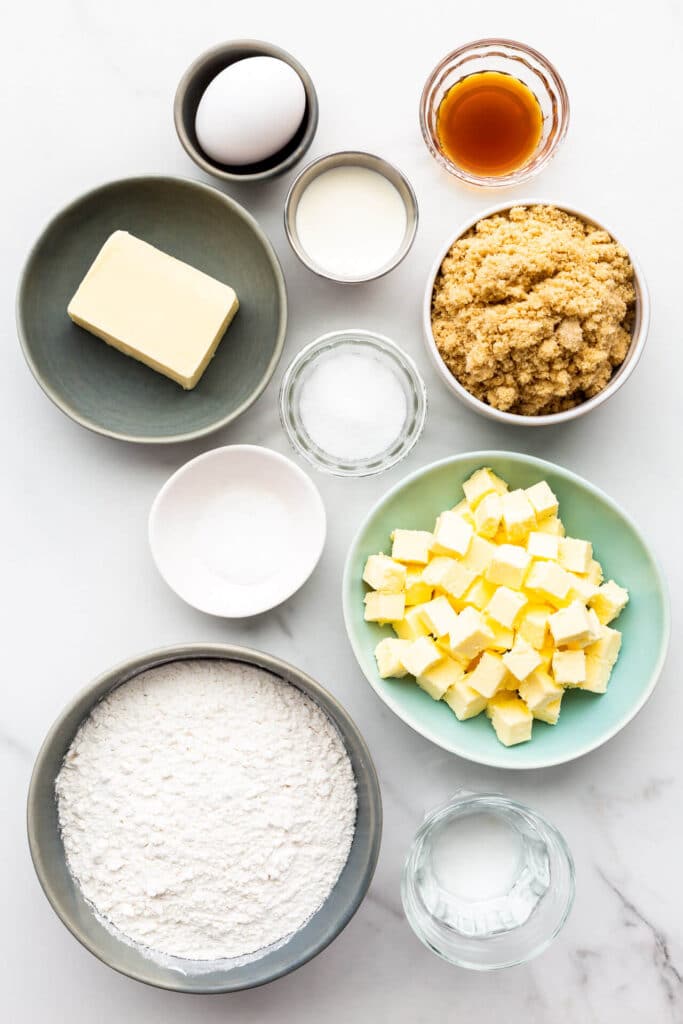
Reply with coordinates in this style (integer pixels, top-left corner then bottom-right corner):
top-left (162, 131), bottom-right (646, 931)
top-left (27, 644), bottom-right (382, 993)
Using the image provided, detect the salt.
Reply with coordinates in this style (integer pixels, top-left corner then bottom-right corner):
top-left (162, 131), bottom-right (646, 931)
top-left (299, 350), bottom-right (407, 462)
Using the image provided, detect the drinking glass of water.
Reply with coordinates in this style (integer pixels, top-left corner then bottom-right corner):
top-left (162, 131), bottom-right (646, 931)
top-left (401, 790), bottom-right (574, 970)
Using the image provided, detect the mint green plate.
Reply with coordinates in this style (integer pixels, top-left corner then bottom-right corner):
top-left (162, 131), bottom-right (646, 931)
top-left (342, 452), bottom-right (670, 769)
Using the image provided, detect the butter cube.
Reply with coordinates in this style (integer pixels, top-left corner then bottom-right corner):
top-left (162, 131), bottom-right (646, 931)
top-left (422, 558), bottom-right (475, 600)
top-left (421, 557), bottom-right (458, 588)
top-left (462, 577), bottom-right (496, 610)
top-left (418, 596), bottom-right (460, 637)
top-left (525, 560), bottom-right (572, 606)
top-left (462, 468), bottom-right (507, 509)
top-left (485, 618), bottom-right (515, 651)
top-left (518, 668), bottom-right (564, 711)
top-left (579, 656), bottom-right (613, 694)
top-left (466, 651), bottom-right (509, 698)
top-left (401, 636), bottom-right (442, 678)
top-left (374, 638), bottom-right (411, 678)
top-left (487, 693), bottom-right (533, 746)
top-left (501, 489), bottom-right (537, 543)
top-left (451, 499), bottom-right (476, 527)
top-left (586, 559), bottom-right (604, 585)
top-left (444, 679), bottom-right (488, 720)
top-left (417, 656), bottom-right (466, 700)
top-left (486, 544), bottom-right (531, 589)
top-left (393, 605), bottom-right (430, 640)
top-left (485, 586), bottom-right (528, 629)
top-left (364, 591), bottom-right (405, 623)
top-left (534, 696), bottom-right (562, 725)
top-left (589, 581), bottom-right (629, 624)
top-left (502, 638), bottom-right (543, 682)
top-left (567, 572), bottom-right (599, 604)
top-left (67, 231), bottom-right (240, 389)
top-left (404, 570), bottom-right (433, 606)
top-left (558, 537), bottom-right (593, 574)
top-left (517, 605), bottom-right (551, 649)
top-left (363, 553), bottom-right (407, 593)
top-left (548, 600), bottom-right (595, 647)
top-left (391, 529), bottom-right (433, 565)
top-left (432, 511), bottom-right (473, 557)
top-left (525, 480), bottom-right (559, 520)
top-left (462, 535), bottom-right (497, 574)
top-left (552, 649), bottom-right (586, 686)
top-left (447, 607), bottom-right (495, 662)
top-left (586, 625), bottom-right (622, 666)
top-left (527, 531), bottom-right (560, 560)
top-left (474, 492), bottom-right (503, 538)
top-left (536, 516), bottom-right (565, 537)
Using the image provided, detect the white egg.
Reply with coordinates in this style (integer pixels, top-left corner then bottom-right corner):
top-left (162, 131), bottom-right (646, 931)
top-left (195, 56), bottom-right (307, 167)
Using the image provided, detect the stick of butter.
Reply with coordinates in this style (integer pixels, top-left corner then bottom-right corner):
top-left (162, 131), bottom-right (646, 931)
top-left (67, 231), bottom-right (239, 389)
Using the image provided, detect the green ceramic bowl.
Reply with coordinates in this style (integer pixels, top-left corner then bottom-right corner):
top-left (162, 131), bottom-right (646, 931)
top-left (342, 451), bottom-right (669, 769)
top-left (17, 176), bottom-right (287, 443)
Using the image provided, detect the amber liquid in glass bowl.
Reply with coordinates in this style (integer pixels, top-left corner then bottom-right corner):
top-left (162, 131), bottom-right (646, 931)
top-left (436, 71), bottom-right (543, 177)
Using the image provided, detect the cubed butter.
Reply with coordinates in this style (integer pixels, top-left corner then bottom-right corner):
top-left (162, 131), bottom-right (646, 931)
top-left (517, 605), bottom-right (551, 650)
top-left (422, 558), bottom-right (475, 599)
top-left (404, 570), bottom-right (433, 606)
top-left (447, 607), bottom-right (494, 662)
top-left (579, 656), bottom-right (614, 694)
top-left (502, 638), bottom-right (543, 682)
top-left (525, 480), bottom-right (559, 520)
top-left (400, 636), bottom-right (443, 677)
top-left (393, 605), bottom-right (430, 640)
top-left (485, 617), bottom-right (515, 651)
top-left (551, 649), bottom-right (586, 686)
top-left (486, 544), bottom-right (531, 589)
top-left (362, 553), bottom-right (407, 593)
top-left (534, 696), bottom-right (562, 725)
top-left (548, 600), bottom-right (596, 647)
top-left (486, 693), bottom-right (533, 746)
top-left (418, 596), bottom-right (460, 637)
top-left (432, 511), bottom-right (474, 557)
top-left (558, 537), bottom-right (593, 574)
top-left (444, 679), bottom-right (488, 720)
top-left (527, 531), bottom-right (560, 560)
top-left (536, 516), bottom-right (565, 537)
top-left (391, 529), bottom-right (433, 565)
top-left (589, 581), bottom-right (629, 624)
top-left (586, 559), bottom-right (604, 585)
top-left (525, 560), bottom-right (572, 606)
top-left (461, 535), bottom-right (497, 574)
top-left (586, 625), bottom-right (622, 666)
top-left (518, 668), bottom-right (564, 711)
top-left (462, 577), bottom-right (496, 611)
top-left (417, 656), bottom-right (466, 700)
top-left (67, 231), bottom-right (239, 389)
top-left (451, 499), bottom-right (476, 527)
top-left (364, 591), bottom-right (405, 623)
top-left (485, 586), bottom-right (528, 628)
top-left (462, 467), bottom-right (507, 508)
top-left (474, 492), bottom-right (503, 539)
top-left (466, 651), bottom-right (509, 699)
top-left (374, 638), bottom-right (411, 678)
top-left (501, 489), bottom-right (537, 543)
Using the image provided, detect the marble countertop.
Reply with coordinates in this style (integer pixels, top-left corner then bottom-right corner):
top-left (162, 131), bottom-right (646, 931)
top-left (4, 1), bottom-right (682, 1021)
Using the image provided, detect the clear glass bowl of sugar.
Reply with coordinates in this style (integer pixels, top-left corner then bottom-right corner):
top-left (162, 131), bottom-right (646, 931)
top-left (279, 330), bottom-right (427, 476)
top-left (401, 790), bottom-right (575, 970)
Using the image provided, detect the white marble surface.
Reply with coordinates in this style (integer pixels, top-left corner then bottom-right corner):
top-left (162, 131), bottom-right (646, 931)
top-left (4, 1), bottom-right (682, 1020)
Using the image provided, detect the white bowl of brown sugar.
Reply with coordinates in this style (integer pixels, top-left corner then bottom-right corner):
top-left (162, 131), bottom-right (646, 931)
top-left (423, 201), bottom-right (650, 426)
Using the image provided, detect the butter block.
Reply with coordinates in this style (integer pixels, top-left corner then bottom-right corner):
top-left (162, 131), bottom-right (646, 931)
top-left (586, 559), bottom-right (604, 585)
top-left (432, 511), bottom-right (473, 557)
top-left (501, 489), bottom-right (537, 544)
top-left (485, 617), bottom-right (515, 651)
top-left (461, 535), bottom-right (497, 574)
top-left (536, 516), bottom-right (565, 537)
top-left (525, 481), bottom-right (559, 520)
top-left (552, 649), bottom-right (586, 686)
top-left (451, 499), bottom-right (476, 527)
top-left (502, 638), bottom-right (542, 682)
top-left (417, 656), bottom-right (466, 700)
top-left (404, 570), bottom-right (433, 606)
top-left (418, 596), bottom-right (460, 638)
top-left (589, 581), bottom-right (629, 624)
top-left (393, 605), bottom-right (430, 640)
top-left (518, 668), bottom-right (563, 711)
top-left (474, 492), bottom-right (503, 539)
top-left (391, 529), bottom-right (433, 565)
top-left (548, 600), bottom-right (596, 647)
top-left (67, 231), bottom-right (239, 389)
top-left (527, 531), bottom-right (560, 561)
top-left (517, 605), bottom-right (552, 650)
top-left (586, 625), bottom-right (622, 666)
top-left (401, 636), bottom-right (442, 677)
top-left (447, 607), bottom-right (494, 662)
top-left (485, 586), bottom-right (528, 629)
top-left (422, 557), bottom-right (475, 599)
top-left (486, 692), bottom-right (533, 746)
top-left (558, 537), bottom-right (593, 575)
top-left (462, 467), bottom-right (507, 508)
top-left (525, 560), bottom-right (572, 606)
top-left (579, 656), bottom-right (614, 694)
top-left (486, 544), bottom-right (531, 589)
top-left (364, 591), bottom-right (405, 624)
top-left (466, 651), bottom-right (509, 699)
top-left (363, 553), bottom-right (407, 593)
top-left (374, 638), bottom-right (411, 678)
top-left (534, 696), bottom-right (562, 725)
top-left (462, 577), bottom-right (496, 611)
top-left (444, 679), bottom-right (488, 720)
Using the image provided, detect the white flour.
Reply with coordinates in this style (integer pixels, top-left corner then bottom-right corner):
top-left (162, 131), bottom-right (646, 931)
top-left (55, 660), bottom-right (357, 962)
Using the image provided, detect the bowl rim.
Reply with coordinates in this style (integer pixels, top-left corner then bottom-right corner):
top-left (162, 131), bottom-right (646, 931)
top-left (283, 150), bottom-right (419, 283)
top-left (278, 328), bottom-right (428, 476)
top-left (342, 449), bottom-right (670, 769)
top-left (26, 642), bottom-right (383, 993)
top-left (148, 445), bottom-right (327, 616)
top-left (422, 199), bottom-right (651, 426)
top-left (15, 174), bottom-right (288, 444)
top-left (173, 39), bottom-right (319, 183)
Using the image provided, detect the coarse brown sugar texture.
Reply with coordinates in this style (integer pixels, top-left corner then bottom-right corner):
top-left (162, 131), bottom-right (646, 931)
top-left (430, 205), bottom-right (636, 416)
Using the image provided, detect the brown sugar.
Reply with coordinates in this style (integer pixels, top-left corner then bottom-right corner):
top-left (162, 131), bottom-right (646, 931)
top-left (430, 205), bottom-right (636, 416)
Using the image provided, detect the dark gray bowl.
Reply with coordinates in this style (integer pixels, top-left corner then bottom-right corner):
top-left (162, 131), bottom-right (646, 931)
top-left (174, 40), bottom-right (319, 183)
top-left (27, 643), bottom-right (382, 993)
top-left (17, 176), bottom-right (287, 443)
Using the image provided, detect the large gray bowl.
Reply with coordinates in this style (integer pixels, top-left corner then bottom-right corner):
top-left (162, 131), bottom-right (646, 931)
top-left (27, 644), bottom-right (382, 993)
top-left (17, 177), bottom-right (287, 443)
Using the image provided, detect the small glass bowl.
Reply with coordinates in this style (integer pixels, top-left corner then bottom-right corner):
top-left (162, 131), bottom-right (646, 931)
top-left (420, 39), bottom-right (570, 188)
top-left (279, 330), bottom-right (427, 477)
top-left (401, 791), bottom-right (575, 970)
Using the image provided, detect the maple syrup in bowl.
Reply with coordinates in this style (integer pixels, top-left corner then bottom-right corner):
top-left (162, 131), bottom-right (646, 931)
top-left (420, 39), bottom-right (569, 187)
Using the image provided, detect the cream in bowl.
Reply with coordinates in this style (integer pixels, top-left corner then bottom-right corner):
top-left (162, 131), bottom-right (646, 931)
top-left (423, 201), bottom-right (650, 426)
top-left (285, 152), bottom-right (418, 283)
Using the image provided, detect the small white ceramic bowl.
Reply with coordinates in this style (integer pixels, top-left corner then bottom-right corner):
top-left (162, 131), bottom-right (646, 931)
top-left (149, 445), bottom-right (326, 617)
top-left (422, 200), bottom-right (650, 426)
